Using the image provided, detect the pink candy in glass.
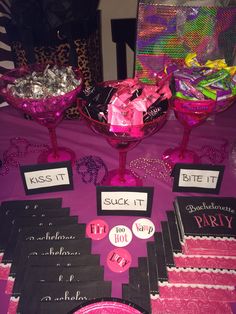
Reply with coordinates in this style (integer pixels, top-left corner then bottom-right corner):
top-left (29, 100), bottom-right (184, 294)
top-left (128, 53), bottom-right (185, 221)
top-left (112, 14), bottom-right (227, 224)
top-left (77, 78), bottom-right (171, 186)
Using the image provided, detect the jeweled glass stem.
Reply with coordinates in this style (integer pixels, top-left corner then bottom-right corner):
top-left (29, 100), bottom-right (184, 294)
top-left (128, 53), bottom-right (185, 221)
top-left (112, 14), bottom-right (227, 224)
top-left (179, 126), bottom-right (191, 159)
top-left (118, 151), bottom-right (127, 183)
top-left (48, 127), bottom-right (59, 159)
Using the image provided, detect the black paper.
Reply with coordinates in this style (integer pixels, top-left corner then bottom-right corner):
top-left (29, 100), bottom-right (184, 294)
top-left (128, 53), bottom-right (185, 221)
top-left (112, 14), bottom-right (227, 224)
top-left (12, 254), bottom-right (101, 294)
top-left (154, 232), bottom-right (168, 281)
top-left (122, 284), bottom-right (150, 314)
top-left (161, 221), bottom-right (175, 267)
top-left (26, 254), bottom-right (100, 267)
top-left (17, 281), bottom-right (112, 314)
top-left (15, 265), bottom-right (104, 296)
top-left (2, 208), bottom-right (71, 262)
top-left (138, 257), bottom-right (148, 272)
top-left (4, 222), bottom-right (85, 264)
top-left (129, 268), bottom-right (149, 292)
top-left (10, 238), bottom-right (91, 276)
top-left (39, 300), bottom-right (86, 314)
top-left (0, 200), bottom-right (64, 251)
top-left (174, 196), bottom-right (236, 238)
top-left (146, 241), bottom-right (158, 296)
top-left (166, 211), bottom-right (182, 253)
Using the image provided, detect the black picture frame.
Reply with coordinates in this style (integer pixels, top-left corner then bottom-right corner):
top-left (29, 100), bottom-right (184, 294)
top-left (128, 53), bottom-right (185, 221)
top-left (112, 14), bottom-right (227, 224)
top-left (96, 186), bottom-right (153, 217)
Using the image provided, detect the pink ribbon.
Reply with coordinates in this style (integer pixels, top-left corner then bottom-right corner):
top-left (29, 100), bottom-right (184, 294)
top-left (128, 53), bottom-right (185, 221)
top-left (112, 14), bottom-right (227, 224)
top-left (157, 83), bottom-right (172, 100)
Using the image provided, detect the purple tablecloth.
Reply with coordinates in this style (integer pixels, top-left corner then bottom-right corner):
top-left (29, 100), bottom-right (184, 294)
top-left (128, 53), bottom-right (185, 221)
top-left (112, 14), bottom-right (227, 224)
top-left (0, 104), bottom-right (236, 313)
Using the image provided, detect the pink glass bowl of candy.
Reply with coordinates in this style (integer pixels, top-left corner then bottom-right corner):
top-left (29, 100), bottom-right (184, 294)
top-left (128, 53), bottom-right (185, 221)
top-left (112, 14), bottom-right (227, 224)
top-left (162, 56), bottom-right (236, 168)
top-left (0, 63), bottom-right (83, 163)
top-left (78, 78), bottom-right (171, 186)
top-left (215, 94), bottom-right (236, 113)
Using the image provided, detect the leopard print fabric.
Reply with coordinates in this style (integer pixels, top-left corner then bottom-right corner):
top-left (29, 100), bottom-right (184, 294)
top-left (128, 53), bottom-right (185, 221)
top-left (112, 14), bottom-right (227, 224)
top-left (11, 29), bottom-right (103, 119)
top-left (11, 42), bottom-right (28, 67)
top-left (75, 29), bottom-right (103, 89)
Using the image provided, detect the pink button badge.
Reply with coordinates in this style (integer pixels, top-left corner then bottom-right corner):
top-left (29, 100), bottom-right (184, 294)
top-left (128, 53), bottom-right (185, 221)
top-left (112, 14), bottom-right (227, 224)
top-left (86, 219), bottom-right (109, 240)
top-left (107, 248), bottom-right (132, 273)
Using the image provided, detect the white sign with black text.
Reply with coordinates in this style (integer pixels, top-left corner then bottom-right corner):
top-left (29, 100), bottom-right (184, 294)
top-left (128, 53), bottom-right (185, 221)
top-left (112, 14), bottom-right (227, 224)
top-left (172, 163), bottom-right (224, 194)
top-left (20, 161), bottom-right (73, 195)
top-left (96, 186), bottom-right (153, 216)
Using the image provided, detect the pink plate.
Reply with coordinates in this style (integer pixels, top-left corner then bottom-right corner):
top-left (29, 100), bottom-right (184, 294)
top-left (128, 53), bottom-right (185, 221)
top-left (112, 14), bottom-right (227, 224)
top-left (71, 298), bottom-right (147, 314)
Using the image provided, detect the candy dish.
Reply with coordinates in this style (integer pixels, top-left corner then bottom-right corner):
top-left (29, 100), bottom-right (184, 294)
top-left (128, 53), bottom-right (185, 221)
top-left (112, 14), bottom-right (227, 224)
top-left (78, 79), bottom-right (170, 186)
top-left (0, 63), bottom-right (83, 163)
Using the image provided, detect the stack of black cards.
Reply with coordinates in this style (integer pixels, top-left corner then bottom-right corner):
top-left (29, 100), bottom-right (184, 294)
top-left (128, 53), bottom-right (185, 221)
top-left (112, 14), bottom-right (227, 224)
top-left (0, 198), bottom-right (111, 314)
top-left (121, 257), bottom-right (151, 313)
top-left (174, 196), bottom-right (236, 256)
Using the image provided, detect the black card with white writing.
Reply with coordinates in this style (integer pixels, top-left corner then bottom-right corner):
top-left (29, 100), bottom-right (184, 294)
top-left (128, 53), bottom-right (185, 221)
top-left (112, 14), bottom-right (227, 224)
top-left (138, 257), bottom-right (148, 272)
top-left (0, 217), bottom-right (79, 281)
top-left (45, 300), bottom-right (97, 314)
top-left (0, 198), bottom-right (62, 214)
top-left (153, 232), bottom-right (168, 282)
top-left (0, 198), bottom-right (63, 226)
top-left (146, 241), bottom-right (158, 297)
top-left (18, 223), bottom-right (86, 242)
top-left (174, 196), bottom-right (236, 238)
top-left (172, 163), bottom-right (224, 194)
top-left (3, 219), bottom-right (84, 263)
top-left (122, 284), bottom-right (150, 314)
top-left (17, 281), bottom-right (112, 314)
top-left (129, 267), bottom-right (149, 292)
top-left (13, 254), bottom-right (101, 295)
top-left (0, 213), bottom-right (77, 257)
top-left (39, 300), bottom-right (87, 314)
top-left (20, 161), bottom-right (73, 195)
top-left (16, 265), bottom-right (105, 296)
top-left (161, 221), bottom-right (175, 267)
top-left (26, 254), bottom-right (101, 268)
top-left (10, 238), bottom-right (91, 276)
top-left (166, 211), bottom-right (182, 254)
top-left (0, 198), bottom-right (62, 250)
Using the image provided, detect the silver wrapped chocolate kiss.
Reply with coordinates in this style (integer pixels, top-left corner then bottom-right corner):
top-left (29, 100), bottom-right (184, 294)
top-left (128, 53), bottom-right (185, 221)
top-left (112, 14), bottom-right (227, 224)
top-left (9, 65), bottom-right (82, 99)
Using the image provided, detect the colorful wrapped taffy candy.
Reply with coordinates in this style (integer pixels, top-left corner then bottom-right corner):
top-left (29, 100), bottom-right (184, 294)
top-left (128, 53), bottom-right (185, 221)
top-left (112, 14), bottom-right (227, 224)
top-left (80, 77), bottom-right (171, 136)
top-left (173, 53), bottom-right (236, 111)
